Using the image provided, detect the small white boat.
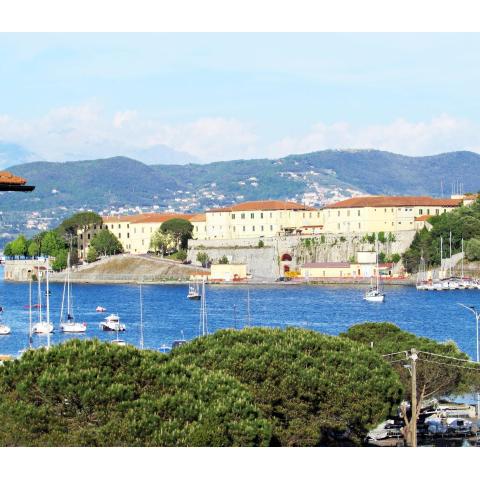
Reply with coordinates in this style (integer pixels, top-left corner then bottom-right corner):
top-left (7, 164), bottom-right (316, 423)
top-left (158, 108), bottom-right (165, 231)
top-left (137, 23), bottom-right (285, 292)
top-left (364, 243), bottom-right (385, 303)
top-left (61, 320), bottom-right (87, 333)
top-left (32, 321), bottom-right (54, 334)
top-left (187, 282), bottom-right (201, 300)
top-left (100, 314), bottom-right (126, 331)
top-left (96, 306), bottom-right (107, 312)
top-left (0, 324), bottom-right (11, 335)
top-left (364, 289), bottom-right (385, 302)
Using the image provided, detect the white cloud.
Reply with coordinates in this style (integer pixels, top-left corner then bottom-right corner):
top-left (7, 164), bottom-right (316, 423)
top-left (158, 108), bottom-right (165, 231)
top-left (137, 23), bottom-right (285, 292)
top-left (267, 114), bottom-right (480, 158)
top-left (1, 104), bottom-right (480, 163)
top-left (0, 102), bottom-right (259, 162)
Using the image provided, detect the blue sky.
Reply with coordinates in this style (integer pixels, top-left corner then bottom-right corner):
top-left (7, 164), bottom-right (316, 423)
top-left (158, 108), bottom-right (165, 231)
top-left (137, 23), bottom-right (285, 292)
top-left (1, 33), bottom-right (480, 162)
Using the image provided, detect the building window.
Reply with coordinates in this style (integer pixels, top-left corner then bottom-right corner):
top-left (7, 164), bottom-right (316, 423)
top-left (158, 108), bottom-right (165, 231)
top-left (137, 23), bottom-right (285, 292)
top-left (232, 214), bottom-right (235, 219)
top-left (337, 211), bottom-right (340, 217)
top-left (195, 226), bottom-right (198, 231)
top-left (347, 210), bottom-right (350, 217)
top-left (233, 226), bottom-right (236, 232)
top-left (270, 225), bottom-right (273, 231)
top-left (111, 224), bottom-right (114, 229)
top-left (419, 209), bottom-right (423, 215)
top-left (127, 233), bottom-right (130, 239)
top-left (87, 234), bottom-right (90, 240)
top-left (260, 212), bottom-right (264, 219)
top-left (358, 223), bottom-right (361, 229)
top-left (358, 210), bottom-right (360, 216)
top-left (427, 209), bottom-right (430, 214)
top-left (337, 223), bottom-right (340, 229)
top-left (118, 224), bottom-right (121, 229)
top-left (252, 226), bottom-right (255, 232)
top-left (251, 213), bottom-right (254, 219)
top-left (118, 233), bottom-right (121, 238)
top-left (127, 224), bottom-right (129, 229)
top-left (142, 239), bottom-right (144, 245)
top-left (261, 225), bottom-right (264, 231)
top-left (242, 226), bottom-right (246, 232)
top-left (241, 213), bottom-right (245, 219)
top-left (436, 209), bottom-right (439, 215)
top-left (93, 224), bottom-right (97, 230)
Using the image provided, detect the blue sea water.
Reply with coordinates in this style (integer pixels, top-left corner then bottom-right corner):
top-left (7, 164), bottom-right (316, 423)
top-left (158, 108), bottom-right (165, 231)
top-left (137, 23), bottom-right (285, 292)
top-left (0, 269), bottom-right (480, 361)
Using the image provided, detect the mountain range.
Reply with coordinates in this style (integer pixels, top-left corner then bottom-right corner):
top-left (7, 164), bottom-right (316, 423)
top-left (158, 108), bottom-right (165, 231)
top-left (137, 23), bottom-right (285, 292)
top-left (0, 149), bottom-right (479, 242)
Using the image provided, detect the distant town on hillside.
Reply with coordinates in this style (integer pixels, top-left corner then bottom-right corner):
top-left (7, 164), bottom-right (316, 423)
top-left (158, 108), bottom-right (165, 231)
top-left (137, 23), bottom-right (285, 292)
top-left (0, 148), bottom-right (478, 248)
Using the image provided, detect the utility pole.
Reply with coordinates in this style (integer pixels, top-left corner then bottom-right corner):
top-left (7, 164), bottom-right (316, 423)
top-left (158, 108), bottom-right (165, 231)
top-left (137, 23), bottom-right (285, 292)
top-left (410, 348), bottom-right (418, 448)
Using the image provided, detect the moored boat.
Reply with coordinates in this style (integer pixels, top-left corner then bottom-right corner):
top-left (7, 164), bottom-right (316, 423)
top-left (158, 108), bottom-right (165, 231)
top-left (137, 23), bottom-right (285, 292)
top-left (100, 313), bottom-right (126, 331)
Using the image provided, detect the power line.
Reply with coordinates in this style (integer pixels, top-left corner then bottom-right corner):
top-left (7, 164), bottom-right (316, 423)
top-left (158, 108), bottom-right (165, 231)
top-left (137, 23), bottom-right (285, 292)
top-left (417, 350), bottom-right (479, 365)
top-left (419, 358), bottom-right (480, 372)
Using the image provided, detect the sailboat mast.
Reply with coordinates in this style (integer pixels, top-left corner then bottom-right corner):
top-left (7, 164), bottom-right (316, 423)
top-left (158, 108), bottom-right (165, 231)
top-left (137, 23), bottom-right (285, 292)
top-left (28, 276), bottom-right (33, 348)
top-left (139, 284), bottom-right (144, 350)
top-left (462, 238), bottom-right (464, 278)
top-left (46, 258), bottom-right (51, 349)
top-left (37, 265), bottom-right (42, 323)
top-left (200, 278), bottom-right (208, 336)
top-left (449, 231), bottom-right (452, 277)
top-left (247, 284), bottom-right (251, 327)
top-left (440, 236), bottom-right (443, 275)
top-left (376, 241), bottom-right (379, 291)
top-left (67, 252), bottom-right (71, 318)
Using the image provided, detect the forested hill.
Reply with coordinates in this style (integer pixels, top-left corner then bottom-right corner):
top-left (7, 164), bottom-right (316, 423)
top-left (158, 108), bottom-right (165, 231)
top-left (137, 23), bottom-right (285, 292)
top-left (4, 150), bottom-right (480, 216)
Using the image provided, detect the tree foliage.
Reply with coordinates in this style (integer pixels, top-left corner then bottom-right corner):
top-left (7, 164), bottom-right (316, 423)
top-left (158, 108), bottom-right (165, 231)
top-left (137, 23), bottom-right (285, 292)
top-left (172, 328), bottom-right (403, 446)
top-left (160, 218), bottom-right (193, 250)
top-left (90, 230), bottom-right (123, 256)
top-left (403, 199), bottom-right (480, 272)
top-left (10, 235), bottom-right (28, 257)
top-left (86, 246), bottom-right (99, 263)
top-left (341, 322), bottom-right (477, 399)
top-left (465, 238), bottom-right (480, 261)
top-left (150, 229), bottom-right (176, 256)
top-left (0, 340), bottom-right (271, 447)
top-left (196, 251), bottom-right (210, 267)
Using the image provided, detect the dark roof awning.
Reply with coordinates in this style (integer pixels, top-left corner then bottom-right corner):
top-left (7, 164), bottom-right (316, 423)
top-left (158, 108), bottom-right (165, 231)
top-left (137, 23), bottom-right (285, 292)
top-left (0, 184), bottom-right (35, 192)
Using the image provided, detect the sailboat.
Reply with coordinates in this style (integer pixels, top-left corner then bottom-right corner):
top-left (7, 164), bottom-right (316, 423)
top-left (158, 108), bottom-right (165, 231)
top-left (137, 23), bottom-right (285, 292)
top-left (187, 281), bottom-right (201, 300)
top-left (32, 261), bottom-right (54, 335)
top-left (60, 252), bottom-right (87, 333)
top-left (0, 308), bottom-right (11, 335)
top-left (199, 278), bottom-right (208, 336)
top-left (364, 242), bottom-right (385, 302)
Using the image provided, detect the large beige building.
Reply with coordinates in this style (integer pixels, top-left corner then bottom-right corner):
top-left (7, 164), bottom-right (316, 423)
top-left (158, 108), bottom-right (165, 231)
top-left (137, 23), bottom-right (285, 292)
top-left (193, 200), bottom-right (321, 240)
top-left (78, 212), bottom-right (195, 259)
top-left (321, 196), bottom-right (462, 234)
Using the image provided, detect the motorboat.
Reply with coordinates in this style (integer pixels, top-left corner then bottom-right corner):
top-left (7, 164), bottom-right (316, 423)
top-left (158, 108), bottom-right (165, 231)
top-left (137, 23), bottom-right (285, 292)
top-left (0, 324), bottom-right (11, 335)
top-left (96, 306), bottom-right (107, 312)
top-left (100, 313), bottom-right (126, 331)
top-left (187, 282), bottom-right (201, 300)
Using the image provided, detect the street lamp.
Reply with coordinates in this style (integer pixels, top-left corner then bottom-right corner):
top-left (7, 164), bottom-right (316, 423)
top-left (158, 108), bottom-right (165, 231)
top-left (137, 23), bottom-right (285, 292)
top-left (458, 303), bottom-right (480, 418)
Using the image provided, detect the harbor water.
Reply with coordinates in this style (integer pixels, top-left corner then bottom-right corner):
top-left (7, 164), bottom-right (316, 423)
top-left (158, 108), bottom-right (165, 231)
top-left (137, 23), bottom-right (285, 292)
top-left (1, 268), bottom-right (480, 362)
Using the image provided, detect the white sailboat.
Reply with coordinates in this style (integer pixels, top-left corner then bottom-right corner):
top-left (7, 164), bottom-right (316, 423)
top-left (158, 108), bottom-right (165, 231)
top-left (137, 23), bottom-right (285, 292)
top-left (32, 261), bottom-right (54, 335)
top-left (60, 253), bottom-right (87, 333)
top-left (199, 278), bottom-right (208, 336)
top-left (364, 242), bottom-right (385, 302)
top-left (187, 281), bottom-right (201, 300)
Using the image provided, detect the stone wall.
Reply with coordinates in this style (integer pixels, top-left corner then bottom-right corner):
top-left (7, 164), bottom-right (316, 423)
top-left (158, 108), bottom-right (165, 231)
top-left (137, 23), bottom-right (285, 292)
top-left (188, 231), bottom-right (415, 280)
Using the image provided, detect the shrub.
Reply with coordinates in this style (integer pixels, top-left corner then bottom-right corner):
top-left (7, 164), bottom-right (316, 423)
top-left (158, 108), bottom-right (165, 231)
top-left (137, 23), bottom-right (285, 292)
top-left (172, 328), bottom-right (402, 446)
top-left (258, 240), bottom-right (265, 248)
top-left (196, 251), bottom-right (210, 267)
top-left (0, 340), bottom-right (271, 447)
top-left (466, 238), bottom-right (480, 261)
top-left (86, 246), bottom-right (99, 263)
top-left (218, 255), bottom-right (229, 264)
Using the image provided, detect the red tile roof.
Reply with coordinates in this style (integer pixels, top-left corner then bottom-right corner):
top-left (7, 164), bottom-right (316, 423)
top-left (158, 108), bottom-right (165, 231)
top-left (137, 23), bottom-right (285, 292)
top-left (190, 213), bottom-right (206, 222)
top-left (414, 214), bottom-right (433, 222)
top-left (208, 200), bottom-right (317, 213)
top-left (102, 212), bottom-right (196, 224)
top-left (325, 196), bottom-right (462, 209)
top-left (0, 171), bottom-right (27, 185)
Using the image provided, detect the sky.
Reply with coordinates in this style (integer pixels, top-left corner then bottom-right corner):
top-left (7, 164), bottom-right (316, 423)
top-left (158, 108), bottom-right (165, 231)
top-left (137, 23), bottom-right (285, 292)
top-left (2, 33), bottom-right (480, 163)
